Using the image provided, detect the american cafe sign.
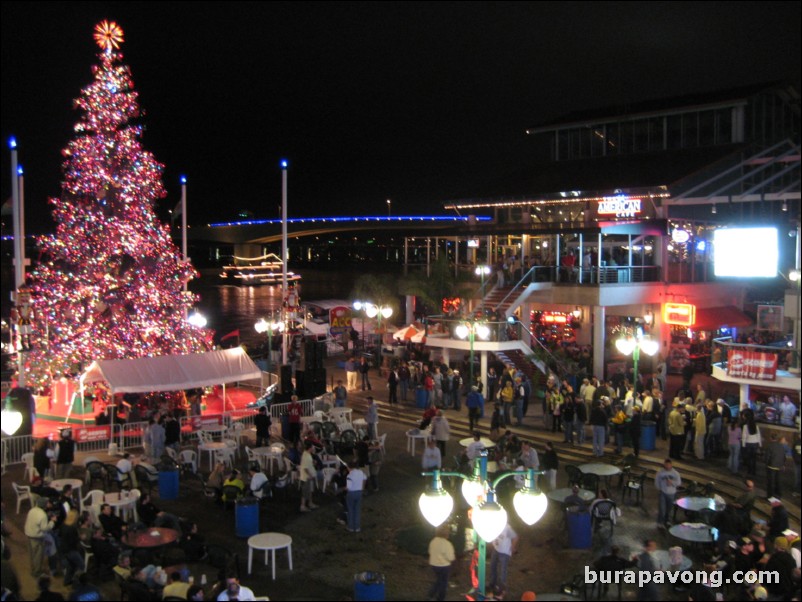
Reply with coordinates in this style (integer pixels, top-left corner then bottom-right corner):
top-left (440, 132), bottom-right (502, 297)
top-left (598, 197), bottom-right (642, 218)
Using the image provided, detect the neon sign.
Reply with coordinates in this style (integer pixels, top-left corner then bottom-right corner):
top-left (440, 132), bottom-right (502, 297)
top-left (664, 303), bottom-right (696, 326)
top-left (598, 197), bottom-right (642, 217)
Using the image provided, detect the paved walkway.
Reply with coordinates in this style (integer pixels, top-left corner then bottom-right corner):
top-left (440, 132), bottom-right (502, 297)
top-left (1, 354), bottom-right (798, 601)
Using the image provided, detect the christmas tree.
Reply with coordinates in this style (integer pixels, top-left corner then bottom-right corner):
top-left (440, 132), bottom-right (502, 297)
top-left (24, 21), bottom-right (212, 390)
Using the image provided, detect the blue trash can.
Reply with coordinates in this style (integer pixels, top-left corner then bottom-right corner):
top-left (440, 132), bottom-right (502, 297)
top-left (354, 572), bottom-right (385, 601)
top-left (415, 387), bottom-right (428, 409)
top-left (235, 496), bottom-right (259, 538)
top-left (566, 510), bottom-right (592, 549)
top-left (158, 469), bottom-right (179, 500)
top-left (640, 420), bottom-right (657, 451)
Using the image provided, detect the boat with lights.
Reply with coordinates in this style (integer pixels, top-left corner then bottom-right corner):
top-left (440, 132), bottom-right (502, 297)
top-left (219, 253), bottom-right (302, 286)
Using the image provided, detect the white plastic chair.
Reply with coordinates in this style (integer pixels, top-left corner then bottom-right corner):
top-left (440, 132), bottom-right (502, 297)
top-left (378, 433), bottom-right (387, 458)
top-left (123, 488), bottom-right (141, 522)
top-left (320, 467), bottom-right (338, 494)
top-left (12, 482), bottom-right (32, 514)
top-left (81, 489), bottom-right (106, 514)
top-left (245, 446), bottom-right (256, 465)
top-left (179, 449), bottom-right (197, 474)
top-left (22, 452), bottom-right (38, 483)
top-left (81, 541), bottom-right (94, 572)
top-left (214, 448), bottom-right (235, 470)
top-left (229, 422), bottom-right (246, 446)
top-left (223, 438), bottom-right (240, 459)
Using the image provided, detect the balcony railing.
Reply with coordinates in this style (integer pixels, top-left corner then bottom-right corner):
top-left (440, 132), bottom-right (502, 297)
top-left (711, 336), bottom-right (800, 375)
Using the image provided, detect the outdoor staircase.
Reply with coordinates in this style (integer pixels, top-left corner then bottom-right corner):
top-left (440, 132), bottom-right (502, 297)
top-left (495, 348), bottom-right (541, 381)
top-left (482, 285), bottom-right (516, 315)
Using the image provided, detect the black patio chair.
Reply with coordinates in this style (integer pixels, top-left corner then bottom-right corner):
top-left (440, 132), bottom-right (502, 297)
top-left (581, 473), bottom-right (600, 495)
top-left (622, 471), bottom-right (647, 506)
top-left (84, 461), bottom-right (109, 490)
top-left (565, 464), bottom-right (583, 487)
top-left (336, 429), bottom-right (358, 457)
top-left (591, 499), bottom-right (617, 536)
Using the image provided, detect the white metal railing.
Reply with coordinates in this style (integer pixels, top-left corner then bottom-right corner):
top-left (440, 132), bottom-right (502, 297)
top-left (0, 393), bottom-right (335, 464)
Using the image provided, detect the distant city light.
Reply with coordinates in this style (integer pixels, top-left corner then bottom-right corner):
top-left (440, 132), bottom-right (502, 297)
top-left (9, 137), bottom-right (16, 149)
top-left (180, 175), bottom-right (187, 184)
top-left (209, 215), bottom-right (493, 227)
top-left (280, 159), bottom-right (289, 169)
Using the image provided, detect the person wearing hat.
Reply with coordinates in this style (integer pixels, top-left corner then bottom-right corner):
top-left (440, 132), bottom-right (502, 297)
top-left (466, 384), bottom-right (485, 433)
top-left (765, 536), bottom-right (797, 599)
top-left (248, 463), bottom-right (269, 499)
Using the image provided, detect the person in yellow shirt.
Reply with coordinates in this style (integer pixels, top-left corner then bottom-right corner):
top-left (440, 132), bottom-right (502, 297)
top-left (694, 404), bottom-right (707, 460)
top-left (427, 525), bottom-right (455, 601)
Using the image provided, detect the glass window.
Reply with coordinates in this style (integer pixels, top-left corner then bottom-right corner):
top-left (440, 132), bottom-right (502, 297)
top-left (715, 109), bottom-right (732, 145)
top-left (633, 120), bottom-right (649, 152)
top-left (648, 117), bottom-right (665, 151)
top-left (605, 122), bottom-right (619, 155)
top-left (682, 112), bottom-right (699, 147)
top-left (619, 121), bottom-right (633, 154)
top-left (699, 110), bottom-right (715, 146)
top-left (666, 115), bottom-right (682, 149)
top-left (557, 130), bottom-right (569, 160)
top-left (590, 127), bottom-right (605, 157)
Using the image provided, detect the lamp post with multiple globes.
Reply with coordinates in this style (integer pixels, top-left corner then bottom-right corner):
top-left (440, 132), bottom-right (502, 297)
top-left (615, 324), bottom-right (659, 388)
top-left (419, 452), bottom-right (547, 599)
top-left (352, 301), bottom-right (393, 351)
top-left (255, 314), bottom-right (285, 372)
top-left (455, 320), bottom-right (490, 390)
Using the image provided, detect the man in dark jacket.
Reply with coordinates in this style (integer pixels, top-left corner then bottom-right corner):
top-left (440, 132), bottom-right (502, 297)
top-left (164, 413), bottom-right (181, 452)
top-left (254, 406), bottom-right (271, 447)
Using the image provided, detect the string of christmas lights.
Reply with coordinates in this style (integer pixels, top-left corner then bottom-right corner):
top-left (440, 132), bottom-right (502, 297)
top-left (22, 23), bottom-right (213, 391)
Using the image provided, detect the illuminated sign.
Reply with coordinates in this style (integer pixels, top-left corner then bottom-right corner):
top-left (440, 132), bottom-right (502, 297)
top-left (598, 197), bottom-right (642, 217)
top-left (467, 239), bottom-right (480, 248)
top-left (671, 229), bottom-right (690, 244)
top-left (541, 313), bottom-right (569, 324)
top-left (329, 306), bottom-right (352, 336)
top-left (664, 303), bottom-right (696, 326)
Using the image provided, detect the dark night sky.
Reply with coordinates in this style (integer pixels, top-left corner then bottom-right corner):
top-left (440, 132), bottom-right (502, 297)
top-left (1, 1), bottom-right (800, 229)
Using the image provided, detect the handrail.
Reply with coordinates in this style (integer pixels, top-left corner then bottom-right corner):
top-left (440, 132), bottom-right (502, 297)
top-left (496, 267), bottom-right (538, 309)
top-left (509, 319), bottom-right (572, 380)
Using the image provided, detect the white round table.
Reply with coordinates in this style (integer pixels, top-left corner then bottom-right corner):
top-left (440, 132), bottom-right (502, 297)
top-left (546, 487), bottom-right (595, 504)
top-left (406, 428), bottom-right (430, 456)
top-left (459, 436), bottom-right (495, 448)
top-left (247, 532), bottom-right (293, 579)
top-left (252, 446), bottom-right (284, 473)
top-left (578, 463), bottom-right (622, 477)
top-left (49, 478), bottom-right (83, 499)
top-left (104, 491), bottom-right (137, 521)
top-left (198, 441), bottom-right (228, 469)
top-left (669, 523), bottom-right (719, 543)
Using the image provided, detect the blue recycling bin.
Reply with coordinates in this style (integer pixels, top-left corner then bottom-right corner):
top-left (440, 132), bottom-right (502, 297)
top-left (640, 420), bottom-right (657, 451)
top-left (566, 509), bottom-right (592, 549)
top-left (235, 497), bottom-right (259, 538)
top-left (415, 387), bottom-right (428, 409)
top-left (158, 469), bottom-right (179, 500)
top-left (354, 572), bottom-right (385, 601)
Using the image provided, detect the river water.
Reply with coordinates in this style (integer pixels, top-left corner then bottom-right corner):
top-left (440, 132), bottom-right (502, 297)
top-left (188, 267), bottom-right (369, 348)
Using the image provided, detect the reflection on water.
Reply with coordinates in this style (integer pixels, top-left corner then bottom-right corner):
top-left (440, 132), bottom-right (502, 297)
top-left (189, 269), bottom-right (355, 346)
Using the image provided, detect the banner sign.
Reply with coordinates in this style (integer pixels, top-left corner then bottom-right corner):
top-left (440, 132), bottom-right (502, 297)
top-left (328, 306), bottom-right (352, 336)
top-left (190, 414), bottom-right (223, 429)
top-left (727, 349), bottom-right (778, 381)
top-left (73, 425), bottom-right (112, 443)
top-left (664, 303), bottom-right (696, 326)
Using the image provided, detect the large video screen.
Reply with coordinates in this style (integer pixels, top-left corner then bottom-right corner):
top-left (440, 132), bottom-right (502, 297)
top-left (713, 227), bottom-right (778, 278)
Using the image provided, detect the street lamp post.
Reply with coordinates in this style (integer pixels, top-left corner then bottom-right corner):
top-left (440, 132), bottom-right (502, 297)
top-left (475, 265), bottom-right (491, 313)
top-left (615, 326), bottom-right (659, 388)
top-left (456, 320), bottom-right (490, 392)
top-left (255, 314), bottom-right (284, 373)
top-left (386, 198), bottom-right (392, 217)
top-left (353, 301), bottom-right (393, 352)
top-left (419, 452), bottom-right (547, 599)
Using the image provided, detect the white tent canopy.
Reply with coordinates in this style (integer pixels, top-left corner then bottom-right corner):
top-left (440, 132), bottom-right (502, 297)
top-left (79, 347), bottom-right (262, 394)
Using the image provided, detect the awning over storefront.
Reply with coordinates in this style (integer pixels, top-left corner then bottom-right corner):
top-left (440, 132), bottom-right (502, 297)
top-left (693, 306), bottom-right (752, 330)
